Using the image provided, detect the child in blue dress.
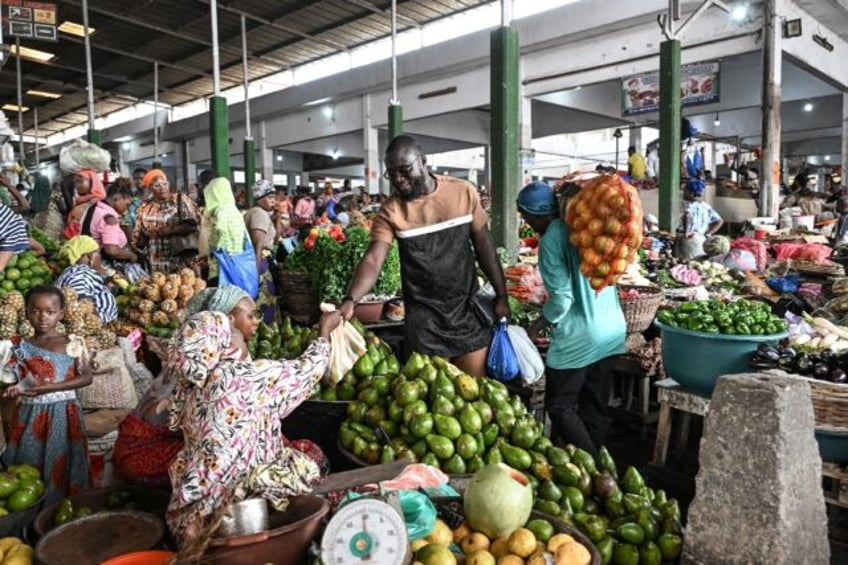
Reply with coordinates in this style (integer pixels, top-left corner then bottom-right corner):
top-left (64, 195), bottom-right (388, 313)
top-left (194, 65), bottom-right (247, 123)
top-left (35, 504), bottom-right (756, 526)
top-left (3, 285), bottom-right (93, 503)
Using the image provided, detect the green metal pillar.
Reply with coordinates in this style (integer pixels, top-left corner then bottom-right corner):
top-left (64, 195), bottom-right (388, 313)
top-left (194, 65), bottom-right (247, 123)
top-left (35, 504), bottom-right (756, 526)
top-left (388, 104), bottom-right (403, 140)
top-left (490, 25), bottom-right (520, 253)
top-left (244, 138), bottom-right (256, 207)
top-left (658, 39), bottom-right (682, 231)
top-left (86, 129), bottom-right (101, 146)
top-left (209, 96), bottom-right (231, 179)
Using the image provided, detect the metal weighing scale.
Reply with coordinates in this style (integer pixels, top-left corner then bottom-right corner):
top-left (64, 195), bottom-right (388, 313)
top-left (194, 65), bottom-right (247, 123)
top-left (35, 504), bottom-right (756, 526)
top-left (320, 494), bottom-right (411, 565)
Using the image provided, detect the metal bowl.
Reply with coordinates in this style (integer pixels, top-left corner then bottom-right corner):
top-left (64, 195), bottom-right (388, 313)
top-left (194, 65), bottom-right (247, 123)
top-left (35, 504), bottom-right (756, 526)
top-left (216, 498), bottom-right (269, 538)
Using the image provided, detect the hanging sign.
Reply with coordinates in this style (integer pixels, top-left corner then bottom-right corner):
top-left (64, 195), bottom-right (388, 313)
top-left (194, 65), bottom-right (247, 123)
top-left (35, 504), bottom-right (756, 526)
top-left (621, 61), bottom-right (720, 116)
top-left (2, 0), bottom-right (57, 41)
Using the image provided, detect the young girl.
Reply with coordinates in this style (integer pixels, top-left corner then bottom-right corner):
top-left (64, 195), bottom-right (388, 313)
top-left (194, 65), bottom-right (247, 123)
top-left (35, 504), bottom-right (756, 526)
top-left (3, 285), bottom-right (93, 503)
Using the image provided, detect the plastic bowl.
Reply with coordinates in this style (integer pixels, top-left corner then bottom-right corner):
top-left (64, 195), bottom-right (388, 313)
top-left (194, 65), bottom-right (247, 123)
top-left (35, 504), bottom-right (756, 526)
top-left (656, 321), bottom-right (787, 396)
top-left (815, 429), bottom-right (848, 463)
top-left (100, 550), bottom-right (175, 565)
top-left (0, 492), bottom-right (46, 538)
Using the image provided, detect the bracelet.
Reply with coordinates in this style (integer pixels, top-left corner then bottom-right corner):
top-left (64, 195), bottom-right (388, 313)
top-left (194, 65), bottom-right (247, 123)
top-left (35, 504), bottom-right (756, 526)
top-left (343, 295), bottom-right (357, 304)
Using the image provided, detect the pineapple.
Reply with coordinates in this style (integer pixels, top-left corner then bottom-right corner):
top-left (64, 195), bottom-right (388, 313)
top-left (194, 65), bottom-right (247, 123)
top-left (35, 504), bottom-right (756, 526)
top-left (64, 302), bottom-right (84, 326)
top-left (143, 284), bottom-right (162, 303)
top-left (84, 336), bottom-right (99, 350)
top-left (159, 299), bottom-right (178, 314)
top-left (166, 274), bottom-right (182, 287)
top-left (60, 287), bottom-right (78, 306)
top-left (126, 308), bottom-right (141, 323)
top-left (180, 268), bottom-right (197, 286)
top-left (68, 321), bottom-right (86, 337)
top-left (56, 322), bottom-right (67, 335)
top-left (178, 284), bottom-right (194, 303)
top-left (83, 313), bottom-right (103, 335)
top-left (161, 283), bottom-right (179, 300)
top-left (193, 279), bottom-right (207, 292)
top-left (138, 312), bottom-right (153, 327)
top-left (16, 321), bottom-right (34, 339)
top-left (78, 299), bottom-right (96, 317)
top-left (138, 299), bottom-right (156, 314)
top-left (3, 291), bottom-right (25, 313)
top-left (96, 329), bottom-right (117, 349)
top-left (152, 311), bottom-right (169, 327)
top-left (151, 272), bottom-right (167, 287)
top-left (0, 304), bottom-right (18, 327)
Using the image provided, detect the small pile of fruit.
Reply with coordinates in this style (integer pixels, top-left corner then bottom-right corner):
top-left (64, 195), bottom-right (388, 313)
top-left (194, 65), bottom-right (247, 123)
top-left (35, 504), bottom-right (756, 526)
top-left (749, 344), bottom-right (848, 383)
top-left (655, 298), bottom-right (787, 336)
top-left (0, 537), bottom-right (33, 565)
top-left (247, 317), bottom-right (321, 360)
top-left (317, 330), bottom-right (400, 402)
top-left (0, 464), bottom-right (45, 517)
top-left (0, 251), bottom-right (55, 298)
top-left (120, 269), bottom-right (206, 339)
top-left (565, 175), bottom-right (643, 291)
top-left (53, 490), bottom-right (143, 527)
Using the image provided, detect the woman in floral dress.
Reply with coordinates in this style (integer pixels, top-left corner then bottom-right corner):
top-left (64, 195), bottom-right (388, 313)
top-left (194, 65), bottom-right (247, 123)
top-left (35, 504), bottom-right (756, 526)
top-left (166, 305), bottom-right (342, 553)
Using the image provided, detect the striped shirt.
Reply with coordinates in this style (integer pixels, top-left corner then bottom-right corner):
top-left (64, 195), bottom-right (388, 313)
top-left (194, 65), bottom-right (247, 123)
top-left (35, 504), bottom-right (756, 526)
top-left (0, 203), bottom-right (29, 252)
top-left (55, 264), bottom-right (118, 323)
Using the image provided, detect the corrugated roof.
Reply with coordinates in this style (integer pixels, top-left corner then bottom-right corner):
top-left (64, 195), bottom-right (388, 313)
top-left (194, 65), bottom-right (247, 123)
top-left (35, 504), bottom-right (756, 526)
top-left (0, 0), bottom-right (488, 141)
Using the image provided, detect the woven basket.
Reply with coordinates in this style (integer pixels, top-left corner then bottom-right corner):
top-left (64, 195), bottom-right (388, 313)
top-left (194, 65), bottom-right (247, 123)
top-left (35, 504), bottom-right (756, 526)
top-left (278, 271), bottom-right (320, 325)
top-left (619, 286), bottom-right (663, 334)
top-left (809, 378), bottom-right (848, 430)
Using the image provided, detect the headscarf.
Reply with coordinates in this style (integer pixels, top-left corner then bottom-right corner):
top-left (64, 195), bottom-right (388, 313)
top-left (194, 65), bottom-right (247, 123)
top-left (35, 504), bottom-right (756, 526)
top-left (142, 169), bottom-right (167, 190)
top-left (76, 169), bottom-right (106, 203)
top-left (186, 285), bottom-right (250, 316)
top-left (168, 311), bottom-right (240, 390)
top-left (204, 177), bottom-right (236, 215)
top-left (686, 178), bottom-right (706, 197)
top-left (204, 178), bottom-right (247, 254)
top-left (252, 179), bottom-right (275, 201)
top-left (29, 173), bottom-right (51, 213)
top-left (58, 235), bottom-right (99, 265)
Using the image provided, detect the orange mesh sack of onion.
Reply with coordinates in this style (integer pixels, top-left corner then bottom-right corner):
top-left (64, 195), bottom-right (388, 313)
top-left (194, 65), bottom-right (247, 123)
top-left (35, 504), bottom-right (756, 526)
top-left (565, 174), bottom-right (644, 291)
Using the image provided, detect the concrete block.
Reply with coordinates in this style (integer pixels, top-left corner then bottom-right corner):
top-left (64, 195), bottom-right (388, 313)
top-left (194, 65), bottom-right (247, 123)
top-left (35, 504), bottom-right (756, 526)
top-left (682, 372), bottom-right (829, 565)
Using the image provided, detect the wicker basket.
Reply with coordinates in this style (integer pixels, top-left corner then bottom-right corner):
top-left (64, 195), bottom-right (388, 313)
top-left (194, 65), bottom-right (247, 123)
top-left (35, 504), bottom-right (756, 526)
top-left (619, 286), bottom-right (663, 334)
top-left (809, 378), bottom-right (848, 430)
top-left (278, 271), bottom-right (320, 325)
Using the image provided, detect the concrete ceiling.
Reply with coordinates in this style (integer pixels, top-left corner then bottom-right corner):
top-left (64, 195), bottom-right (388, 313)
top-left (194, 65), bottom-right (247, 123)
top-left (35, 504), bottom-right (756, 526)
top-left (795, 0), bottom-right (848, 42)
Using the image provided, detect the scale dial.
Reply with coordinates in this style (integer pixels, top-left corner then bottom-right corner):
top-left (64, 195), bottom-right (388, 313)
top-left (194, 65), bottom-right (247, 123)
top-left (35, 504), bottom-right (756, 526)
top-left (321, 498), bottom-right (410, 565)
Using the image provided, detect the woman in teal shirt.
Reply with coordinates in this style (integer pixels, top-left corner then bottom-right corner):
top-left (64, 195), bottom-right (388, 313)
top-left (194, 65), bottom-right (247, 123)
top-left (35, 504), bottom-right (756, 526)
top-left (520, 181), bottom-right (626, 456)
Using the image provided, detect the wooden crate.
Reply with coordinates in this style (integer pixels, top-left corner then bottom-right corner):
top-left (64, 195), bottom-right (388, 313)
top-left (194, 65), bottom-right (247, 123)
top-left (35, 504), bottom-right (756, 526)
top-left (822, 462), bottom-right (848, 509)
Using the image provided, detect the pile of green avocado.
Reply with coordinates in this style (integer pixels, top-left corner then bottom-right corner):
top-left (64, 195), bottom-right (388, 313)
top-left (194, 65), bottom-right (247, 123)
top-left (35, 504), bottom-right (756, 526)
top-left (338, 350), bottom-right (684, 565)
top-left (0, 465), bottom-right (44, 516)
top-left (248, 316), bottom-right (323, 360)
top-left (53, 490), bottom-right (143, 527)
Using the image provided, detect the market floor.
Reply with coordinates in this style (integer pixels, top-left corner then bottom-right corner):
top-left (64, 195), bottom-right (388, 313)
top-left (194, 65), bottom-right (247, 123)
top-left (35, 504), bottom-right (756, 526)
top-left (605, 415), bottom-right (848, 563)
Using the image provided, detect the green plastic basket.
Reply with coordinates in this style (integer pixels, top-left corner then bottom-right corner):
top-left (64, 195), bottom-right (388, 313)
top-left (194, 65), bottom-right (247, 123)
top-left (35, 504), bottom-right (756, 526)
top-left (656, 321), bottom-right (787, 396)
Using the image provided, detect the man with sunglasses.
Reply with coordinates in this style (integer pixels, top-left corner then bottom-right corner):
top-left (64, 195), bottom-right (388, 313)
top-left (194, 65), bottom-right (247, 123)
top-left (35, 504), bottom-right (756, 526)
top-left (340, 135), bottom-right (508, 378)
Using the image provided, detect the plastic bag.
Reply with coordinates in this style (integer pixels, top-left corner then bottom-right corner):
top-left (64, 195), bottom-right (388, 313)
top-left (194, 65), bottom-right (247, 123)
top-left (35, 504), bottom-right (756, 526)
top-left (730, 237), bottom-right (769, 271)
top-left (718, 249), bottom-right (757, 272)
top-left (766, 274), bottom-right (800, 294)
top-left (213, 233), bottom-right (259, 299)
top-left (506, 325), bottom-right (544, 385)
top-left (773, 243), bottom-right (833, 263)
top-left (59, 139), bottom-right (111, 173)
top-left (486, 320), bottom-right (519, 382)
top-left (322, 303), bottom-right (367, 385)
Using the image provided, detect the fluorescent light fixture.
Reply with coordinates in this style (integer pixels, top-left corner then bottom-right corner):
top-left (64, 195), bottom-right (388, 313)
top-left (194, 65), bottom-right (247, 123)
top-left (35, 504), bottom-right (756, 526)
top-left (323, 105), bottom-right (335, 120)
top-left (825, 155), bottom-right (831, 161)
top-left (331, 150), bottom-right (340, 160)
top-left (304, 97), bottom-right (332, 107)
top-left (714, 113), bottom-right (720, 126)
top-left (276, 154), bottom-right (283, 162)
top-left (2, 104), bottom-right (29, 112)
top-left (813, 34), bottom-right (834, 52)
top-left (803, 102), bottom-right (813, 112)
top-left (9, 44), bottom-right (56, 63)
top-left (58, 21), bottom-right (95, 37)
top-left (26, 89), bottom-right (62, 99)
top-left (122, 143), bottom-right (129, 150)
top-left (731, 4), bottom-right (748, 21)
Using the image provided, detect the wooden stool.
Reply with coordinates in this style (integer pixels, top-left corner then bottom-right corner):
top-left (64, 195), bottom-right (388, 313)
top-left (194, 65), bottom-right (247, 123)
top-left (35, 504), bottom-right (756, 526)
top-left (608, 355), bottom-right (655, 421)
top-left (650, 378), bottom-right (711, 468)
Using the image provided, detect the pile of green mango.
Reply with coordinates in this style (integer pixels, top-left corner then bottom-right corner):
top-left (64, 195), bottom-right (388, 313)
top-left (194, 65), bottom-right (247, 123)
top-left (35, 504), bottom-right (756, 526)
top-left (313, 329), bottom-right (402, 401)
top-left (248, 316), bottom-right (321, 360)
top-left (534, 445), bottom-right (684, 565)
top-left (338, 351), bottom-right (547, 476)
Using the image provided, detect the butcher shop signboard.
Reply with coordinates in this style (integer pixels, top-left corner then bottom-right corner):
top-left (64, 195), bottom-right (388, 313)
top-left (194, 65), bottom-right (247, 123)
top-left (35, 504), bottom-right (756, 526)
top-left (621, 61), bottom-right (720, 116)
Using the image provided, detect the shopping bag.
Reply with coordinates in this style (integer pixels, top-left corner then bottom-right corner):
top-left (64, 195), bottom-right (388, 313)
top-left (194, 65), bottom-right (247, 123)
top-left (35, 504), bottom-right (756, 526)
top-left (214, 232), bottom-right (259, 299)
top-left (486, 319), bottom-right (520, 382)
top-left (506, 325), bottom-right (544, 385)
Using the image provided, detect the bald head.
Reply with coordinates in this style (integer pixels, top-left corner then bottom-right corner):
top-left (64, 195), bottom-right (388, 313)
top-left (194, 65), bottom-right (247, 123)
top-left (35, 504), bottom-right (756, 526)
top-left (386, 134), bottom-right (423, 159)
top-left (384, 134), bottom-right (434, 200)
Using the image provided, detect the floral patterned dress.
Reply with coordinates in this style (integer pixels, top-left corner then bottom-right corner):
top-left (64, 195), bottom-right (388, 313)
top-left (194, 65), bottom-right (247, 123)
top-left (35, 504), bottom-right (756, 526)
top-left (5, 341), bottom-right (90, 504)
top-left (166, 311), bottom-right (330, 543)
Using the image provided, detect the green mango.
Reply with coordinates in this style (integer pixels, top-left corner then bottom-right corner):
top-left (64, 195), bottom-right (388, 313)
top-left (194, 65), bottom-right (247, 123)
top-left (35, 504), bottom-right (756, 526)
top-left (577, 467), bottom-right (594, 497)
top-left (320, 388), bottom-right (338, 401)
top-left (257, 321), bottom-right (272, 340)
top-left (573, 448), bottom-right (598, 476)
top-left (596, 537), bottom-right (614, 565)
top-left (418, 364), bottom-right (438, 384)
top-left (622, 466), bottom-right (646, 494)
top-left (465, 455), bottom-right (484, 473)
top-left (637, 508), bottom-right (659, 542)
top-left (661, 499), bottom-right (681, 523)
top-left (510, 417), bottom-right (539, 449)
top-left (546, 446), bottom-right (571, 467)
top-left (538, 480), bottom-right (563, 502)
top-left (386, 355), bottom-right (401, 374)
top-left (431, 394), bottom-right (455, 417)
top-left (429, 371), bottom-right (455, 401)
top-left (484, 446), bottom-right (503, 465)
top-left (411, 439), bottom-right (428, 458)
top-left (562, 486), bottom-right (584, 512)
top-left (425, 434), bottom-right (455, 460)
top-left (552, 462), bottom-right (582, 487)
top-left (533, 498), bottom-right (561, 516)
top-left (380, 445), bottom-right (396, 463)
top-left (622, 493), bottom-right (649, 515)
top-left (358, 387), bottom-right (380, 407)
top-left (401, 352), bottom-right (425, 379)
top-left (339, 425), bottom-right (357, 450)
top-left (409, 413), bottom-right (434, 439)
top-left (373, 359), bottom-right (390, 376)
top-left (471, 401), bottom-right (493, 424)
top-left (499, 443), bottom-right (531, 470)
top-left (481, 380), bottom-right (508, 406)
top-left (442, 454), bottom-right (466, 474)
top-left (349, 422), bottom-right (376, 442)
top-left (394, 381), bottom-right (420, 407)
top-left (346, 401), bottom-right (367, 424)
top-left (657, 533), bottom-right (683, 560)
top-left (455, 434), bottom-right (478, 460)
top-left (605, 497), bottom-right (627, 519)
top-left (495, 405), bottom-right (516, 436)
top-left (612, 542), bottom-right (640, 565)
top-left (509, 395), bottom-right (527, 417)
top-left (387, 400), bottom-right (404, 423)
top-left (533, 436), bottom-right (553, 453)
top-left (616, 522), bottom-right (645, 545)
top-left (481, 423), bottom-right (499, 447)
top-left (455, 374), bottom-right (480, 401)
top-left (598, 446), bottom-right (618, 479)
top-left (458, 405), bottom-right (483, 434)
top-left (351, 436), bottom-right (368, 458)
top-left (402, 400), bottom-right (428, 424)
top-left (473, 432), bottom-right (486, 456)
top-left (421, 452), bottom-right (440, 469)
top-left (573, 513), bottom-right (607, 543)
top-left (531, 461), bottom-right (553, 482)
top-left (639, 542), bottom-right (662, 565)
top-left (371, 376), bottom-right (390, 397)
top-left (366, 344), bottom-right (382, 365)
top-left (432, 414), bottom-right (462, 440)
top-left (399, 425), bottom-right (415, 445)
top-left (451, 395), bottom-right (466, 412)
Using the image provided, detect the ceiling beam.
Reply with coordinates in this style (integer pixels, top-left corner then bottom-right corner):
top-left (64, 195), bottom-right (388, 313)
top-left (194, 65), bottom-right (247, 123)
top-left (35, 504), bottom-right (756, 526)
top-left (195, 0), bottom-right (351, 53)
top-left (347, 0), bottom-right (421, 28)
top-left (58, 0), bottom-right (292, 70)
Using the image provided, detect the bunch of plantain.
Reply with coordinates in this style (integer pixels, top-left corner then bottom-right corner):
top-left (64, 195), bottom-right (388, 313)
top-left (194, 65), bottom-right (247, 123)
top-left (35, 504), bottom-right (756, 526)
top-left (0, 537), bottom-right (33, 565)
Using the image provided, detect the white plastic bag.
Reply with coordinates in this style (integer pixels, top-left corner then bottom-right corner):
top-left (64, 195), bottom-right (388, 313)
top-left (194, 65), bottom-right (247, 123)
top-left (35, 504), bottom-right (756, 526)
top-left (59, 139), bottom-right (111, 173)
top-left (321, 303), bottom-right (367, 385)
top-left (506, 325), bottom-right (545, 385)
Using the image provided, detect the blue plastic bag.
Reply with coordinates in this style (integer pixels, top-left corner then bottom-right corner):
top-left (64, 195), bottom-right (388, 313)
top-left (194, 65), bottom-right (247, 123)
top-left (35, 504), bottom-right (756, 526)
top-left (213, 232), bottom-right (259, 299)
top-left (766, 274), bottom-right (800, 294)
top-left (486, 320), bottom-right (520, 382)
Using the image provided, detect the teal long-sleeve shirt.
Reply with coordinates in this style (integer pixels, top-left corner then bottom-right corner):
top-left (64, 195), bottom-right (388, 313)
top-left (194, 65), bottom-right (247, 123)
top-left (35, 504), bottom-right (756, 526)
top-left (538, 219), bottom-right (626, 370)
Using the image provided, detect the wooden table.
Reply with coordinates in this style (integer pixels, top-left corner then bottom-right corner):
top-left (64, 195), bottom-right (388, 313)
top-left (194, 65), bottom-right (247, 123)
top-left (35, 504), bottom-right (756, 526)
top-left (650, 378), bottom-right (711, 468)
